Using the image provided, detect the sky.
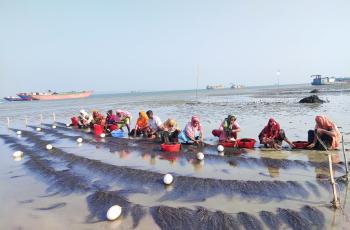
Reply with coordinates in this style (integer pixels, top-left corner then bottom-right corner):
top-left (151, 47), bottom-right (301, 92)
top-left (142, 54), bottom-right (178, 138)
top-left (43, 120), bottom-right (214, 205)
top-left (0, 0), bottom-right (349, 96)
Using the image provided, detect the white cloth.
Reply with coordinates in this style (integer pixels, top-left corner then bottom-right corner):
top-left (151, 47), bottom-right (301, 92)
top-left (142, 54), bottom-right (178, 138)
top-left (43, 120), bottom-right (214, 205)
top-left (148, 116), bottom-right (162, 130)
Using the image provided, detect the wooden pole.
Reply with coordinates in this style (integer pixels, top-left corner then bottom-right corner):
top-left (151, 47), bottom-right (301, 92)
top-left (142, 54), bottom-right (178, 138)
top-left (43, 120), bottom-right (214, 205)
top-left (328, 153), bottom-right (340, 208)
top-left (316, 134), bottom-right (340, 208)
top-left (342, 136), bottom-right (349, 182)
top-left (53, 112), bottom-right (56, 122)
top-left (40, 113), bottom-right (43, 125)
top-left (6, 117), bottom-right (10, 128)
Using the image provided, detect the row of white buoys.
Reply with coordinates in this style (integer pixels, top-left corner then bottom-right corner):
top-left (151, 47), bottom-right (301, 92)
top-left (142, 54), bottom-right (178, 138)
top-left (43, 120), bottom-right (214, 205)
top-left (16, 131), bottom-right (22, 135)
top-left (77, 137), bottom-right (83, 143)
top-left (36, 127), bottom-right (42, 132)
top-left (46, 144), bottom-right (53, 150)
top-left (52, 125), bottom-right (57, 129)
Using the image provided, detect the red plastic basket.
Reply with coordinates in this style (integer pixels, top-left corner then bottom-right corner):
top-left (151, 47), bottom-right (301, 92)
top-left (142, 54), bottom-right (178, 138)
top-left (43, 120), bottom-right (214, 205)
top-left (292, 141), bottom-right (309, 149)
top-left (94, 124), bottom-right (104, 136)
top-left (219, 141), bottom-right (237, 148)
top-left (237, 138), bottom-right (256, 149)
top-left (161, 143), bottom-right (181, 152)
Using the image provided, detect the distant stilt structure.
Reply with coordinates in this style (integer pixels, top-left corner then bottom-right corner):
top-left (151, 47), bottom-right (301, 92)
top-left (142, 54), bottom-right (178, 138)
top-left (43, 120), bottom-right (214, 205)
top-left (276, 69), bottom-right (281, 91)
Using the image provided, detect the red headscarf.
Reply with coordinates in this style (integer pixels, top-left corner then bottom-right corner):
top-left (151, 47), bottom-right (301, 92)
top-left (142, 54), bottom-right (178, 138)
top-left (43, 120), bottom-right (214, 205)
top-left (315, 115), bottom-right (341, 149)
top-left (262, 118), bottom-right (281, 139)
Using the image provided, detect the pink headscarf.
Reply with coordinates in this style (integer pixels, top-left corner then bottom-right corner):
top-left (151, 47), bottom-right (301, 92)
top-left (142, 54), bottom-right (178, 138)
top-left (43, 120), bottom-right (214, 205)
top-left (315, 115), bottom-right (341, 149)
top-left (185, 116), bottom-right (202, 139)
top-left (115, 109), bottom-right (131, 122)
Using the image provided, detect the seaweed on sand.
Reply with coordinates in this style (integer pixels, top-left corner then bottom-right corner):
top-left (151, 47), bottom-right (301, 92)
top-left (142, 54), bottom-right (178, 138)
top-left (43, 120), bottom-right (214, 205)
top-left (237, 212), bottom-right (264, 230)
top-left (259, 211), bottom-right (282, 230)
top-left (300, 205), bottom-right (325, 228)
top-left (86, 190), bottom-right (146, 227)
top-left (278, 208), bottom-right (312, 230)
top-left (151, 206), bottom-right (241, 230)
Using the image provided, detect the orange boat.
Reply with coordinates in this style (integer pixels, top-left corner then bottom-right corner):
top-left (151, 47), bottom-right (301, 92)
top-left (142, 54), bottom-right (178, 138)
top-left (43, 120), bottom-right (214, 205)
top-left (18, 91), bottom-right (93, 101)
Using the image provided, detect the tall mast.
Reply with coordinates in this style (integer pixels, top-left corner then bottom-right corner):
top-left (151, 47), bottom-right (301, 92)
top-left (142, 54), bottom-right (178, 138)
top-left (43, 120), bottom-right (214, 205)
top-left (196, 64), bottom-right (199, 102)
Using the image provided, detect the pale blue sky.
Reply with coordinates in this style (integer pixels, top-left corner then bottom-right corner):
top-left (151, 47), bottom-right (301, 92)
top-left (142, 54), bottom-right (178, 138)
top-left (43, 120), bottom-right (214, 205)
top-left (0, 0), bottom-right (349, 96)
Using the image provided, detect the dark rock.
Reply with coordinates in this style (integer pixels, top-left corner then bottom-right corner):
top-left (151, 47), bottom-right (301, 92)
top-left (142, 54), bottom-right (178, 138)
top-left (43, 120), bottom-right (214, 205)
top-left (309, 89), bottom-right (319, 93)
top-left (299, 95), bottom-right (325, 103)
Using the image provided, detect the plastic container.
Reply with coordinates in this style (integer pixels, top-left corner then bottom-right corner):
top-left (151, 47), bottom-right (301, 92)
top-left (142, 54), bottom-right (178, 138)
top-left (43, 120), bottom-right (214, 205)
top-left (219, 141), bottom-right (236, 148)
top-left (71, 117), bottom-right (79, 127)
top-left (237, 138), bottom-right (256, 149)
top-left (292, 141), bottom-right (309, 149)
top-left (111, 130), bottom-right (126, 138)
top-left (161, 143), bottom-right (181, 152)
top-left (94, 124), bottom-right (104, 136)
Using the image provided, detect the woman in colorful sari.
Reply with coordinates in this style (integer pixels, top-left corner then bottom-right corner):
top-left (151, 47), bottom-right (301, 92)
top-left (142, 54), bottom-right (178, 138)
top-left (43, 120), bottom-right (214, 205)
top-left (307, 115), bottom-right (341, 150)
top-left (92, 111), bottom-right (106, 126)
top-left (105, 110), bottom-right (118, 132)
top-left (259, 118), bottom-right (294, 149)
top-left (212, 115), bottom-right (240, 142)
top-left (115, 109), bottom-right (132, 134)
top-left (178, 116), bottom-right (204, 144)
top-left (130, 111), bottom-right (149, 137)
top-left (160, 119), bottom-right (181, 144)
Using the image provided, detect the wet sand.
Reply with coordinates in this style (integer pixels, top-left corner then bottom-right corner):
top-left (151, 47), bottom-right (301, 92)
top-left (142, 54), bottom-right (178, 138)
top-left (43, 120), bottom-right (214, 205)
top-left (1, 84), bottom-right (350, 229)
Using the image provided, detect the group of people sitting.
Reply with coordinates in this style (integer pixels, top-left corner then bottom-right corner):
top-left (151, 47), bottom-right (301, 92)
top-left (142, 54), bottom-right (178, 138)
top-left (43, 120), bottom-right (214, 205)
top-left (72, 110), bottom-right (341, 150)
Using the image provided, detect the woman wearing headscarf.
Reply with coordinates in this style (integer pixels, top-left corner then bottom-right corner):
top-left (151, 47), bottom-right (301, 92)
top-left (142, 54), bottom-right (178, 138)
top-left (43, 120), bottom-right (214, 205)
top-left (160, 118), bottom-right (181, 143)
top-left (105, 110), bottom-right (118, 132)
top-left (259, 118), bottom-right (294, 149)
top-left (92, 110), bottom-right (106, 126)
top-left (178, 116), bottom-right (204, 144)
top-left (115, 109), bottom-right (132, 134)
top-left (212, 115), bottom-right (240, 142)
top-left (78, 109), bottom-right (93, 128)
top-left (130, 111), bottom-right (149, 137)
top-left (307, 115), bottom-right (341, 150)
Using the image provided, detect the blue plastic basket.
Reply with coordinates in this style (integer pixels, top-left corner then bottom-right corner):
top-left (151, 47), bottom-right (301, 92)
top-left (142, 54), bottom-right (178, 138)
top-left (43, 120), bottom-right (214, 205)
top-left (111, 130), bottom-right (126, 138)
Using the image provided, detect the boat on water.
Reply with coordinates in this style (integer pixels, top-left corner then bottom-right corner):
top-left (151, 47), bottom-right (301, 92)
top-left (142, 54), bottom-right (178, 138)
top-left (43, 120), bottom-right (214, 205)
top-left (206, 84), bottom-right (225, 90)
top-left (3, 96), bottom-right (31, 102)
top-left (230, 84), bottom-right (244, 89)
top-left (17, 90), bottom-right (93, 101)
top-left (311, 75), bottom-right (335, 85)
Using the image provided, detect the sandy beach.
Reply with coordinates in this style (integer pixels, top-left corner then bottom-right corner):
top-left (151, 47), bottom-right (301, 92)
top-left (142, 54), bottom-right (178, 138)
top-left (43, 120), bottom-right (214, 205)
top-left (1, 84), bottom-right (350, 229)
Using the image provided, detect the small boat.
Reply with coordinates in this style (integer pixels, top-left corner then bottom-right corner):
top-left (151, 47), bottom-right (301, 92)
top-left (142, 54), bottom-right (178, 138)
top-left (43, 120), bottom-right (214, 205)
top-left (311, 75), bottom-right (335, 85)
top-left (206, 84), bottom-right (225, 90)
top-left (17, 90), bottom-right (93, 101)
top-left (3, 96), bottom-right (31, 102)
